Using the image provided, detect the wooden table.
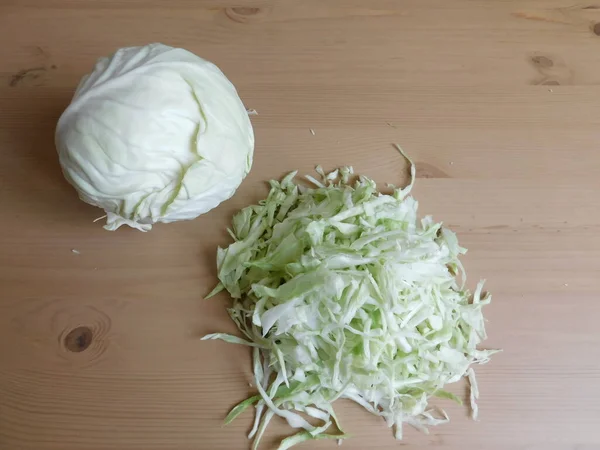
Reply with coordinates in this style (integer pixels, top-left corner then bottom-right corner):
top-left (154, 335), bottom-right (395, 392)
top-left (1, 1), bottom-right (599, 449)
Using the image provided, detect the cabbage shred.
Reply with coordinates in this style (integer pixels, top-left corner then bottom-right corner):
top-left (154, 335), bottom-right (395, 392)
top-left (203, 146), bottom-right (496, 449)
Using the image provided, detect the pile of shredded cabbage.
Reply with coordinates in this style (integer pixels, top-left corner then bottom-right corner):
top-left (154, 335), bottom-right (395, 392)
top-left (203, 146), bottom-right (496, 449)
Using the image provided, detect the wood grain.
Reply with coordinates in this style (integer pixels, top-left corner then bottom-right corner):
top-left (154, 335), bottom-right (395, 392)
top-left (1, 0), bottom-right (600, 449)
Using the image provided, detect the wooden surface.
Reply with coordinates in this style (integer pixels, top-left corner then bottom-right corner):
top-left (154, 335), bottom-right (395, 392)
top-left (1, 1), bottom-right (600, 449)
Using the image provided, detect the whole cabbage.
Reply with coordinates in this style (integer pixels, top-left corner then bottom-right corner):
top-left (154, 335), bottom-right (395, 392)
top-left (56, 43), bottom-right (254, 231)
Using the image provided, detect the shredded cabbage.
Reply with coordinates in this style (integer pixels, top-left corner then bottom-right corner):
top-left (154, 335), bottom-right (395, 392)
top-left (203, 146), bottom-right (497, 449)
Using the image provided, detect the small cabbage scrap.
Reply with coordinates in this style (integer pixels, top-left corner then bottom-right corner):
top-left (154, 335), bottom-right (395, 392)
top-left (203, 147), bottom-right (497, 449)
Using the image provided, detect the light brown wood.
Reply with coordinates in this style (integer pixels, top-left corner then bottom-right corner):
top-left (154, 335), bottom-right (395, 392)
top-left (1, 1), bottom-right (600, 449)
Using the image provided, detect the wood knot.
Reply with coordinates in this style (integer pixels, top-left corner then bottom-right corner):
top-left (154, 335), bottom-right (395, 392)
top-left (529, 52), bottom-right (572, 86)
top-left (231, 7), bottom-right (260, 16)
top-left (64, 326), bottom-right (93, 352)
top-left (593, 23), bottom-right (600, 36)
top-left (55, 304), bottom-right (112, 366)
top-left (9, 67), bottom-right (46, 87)
top-left (225, 6), bottom-right (267, 23)
top-left (531, 55), bottom-right (553, 68)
